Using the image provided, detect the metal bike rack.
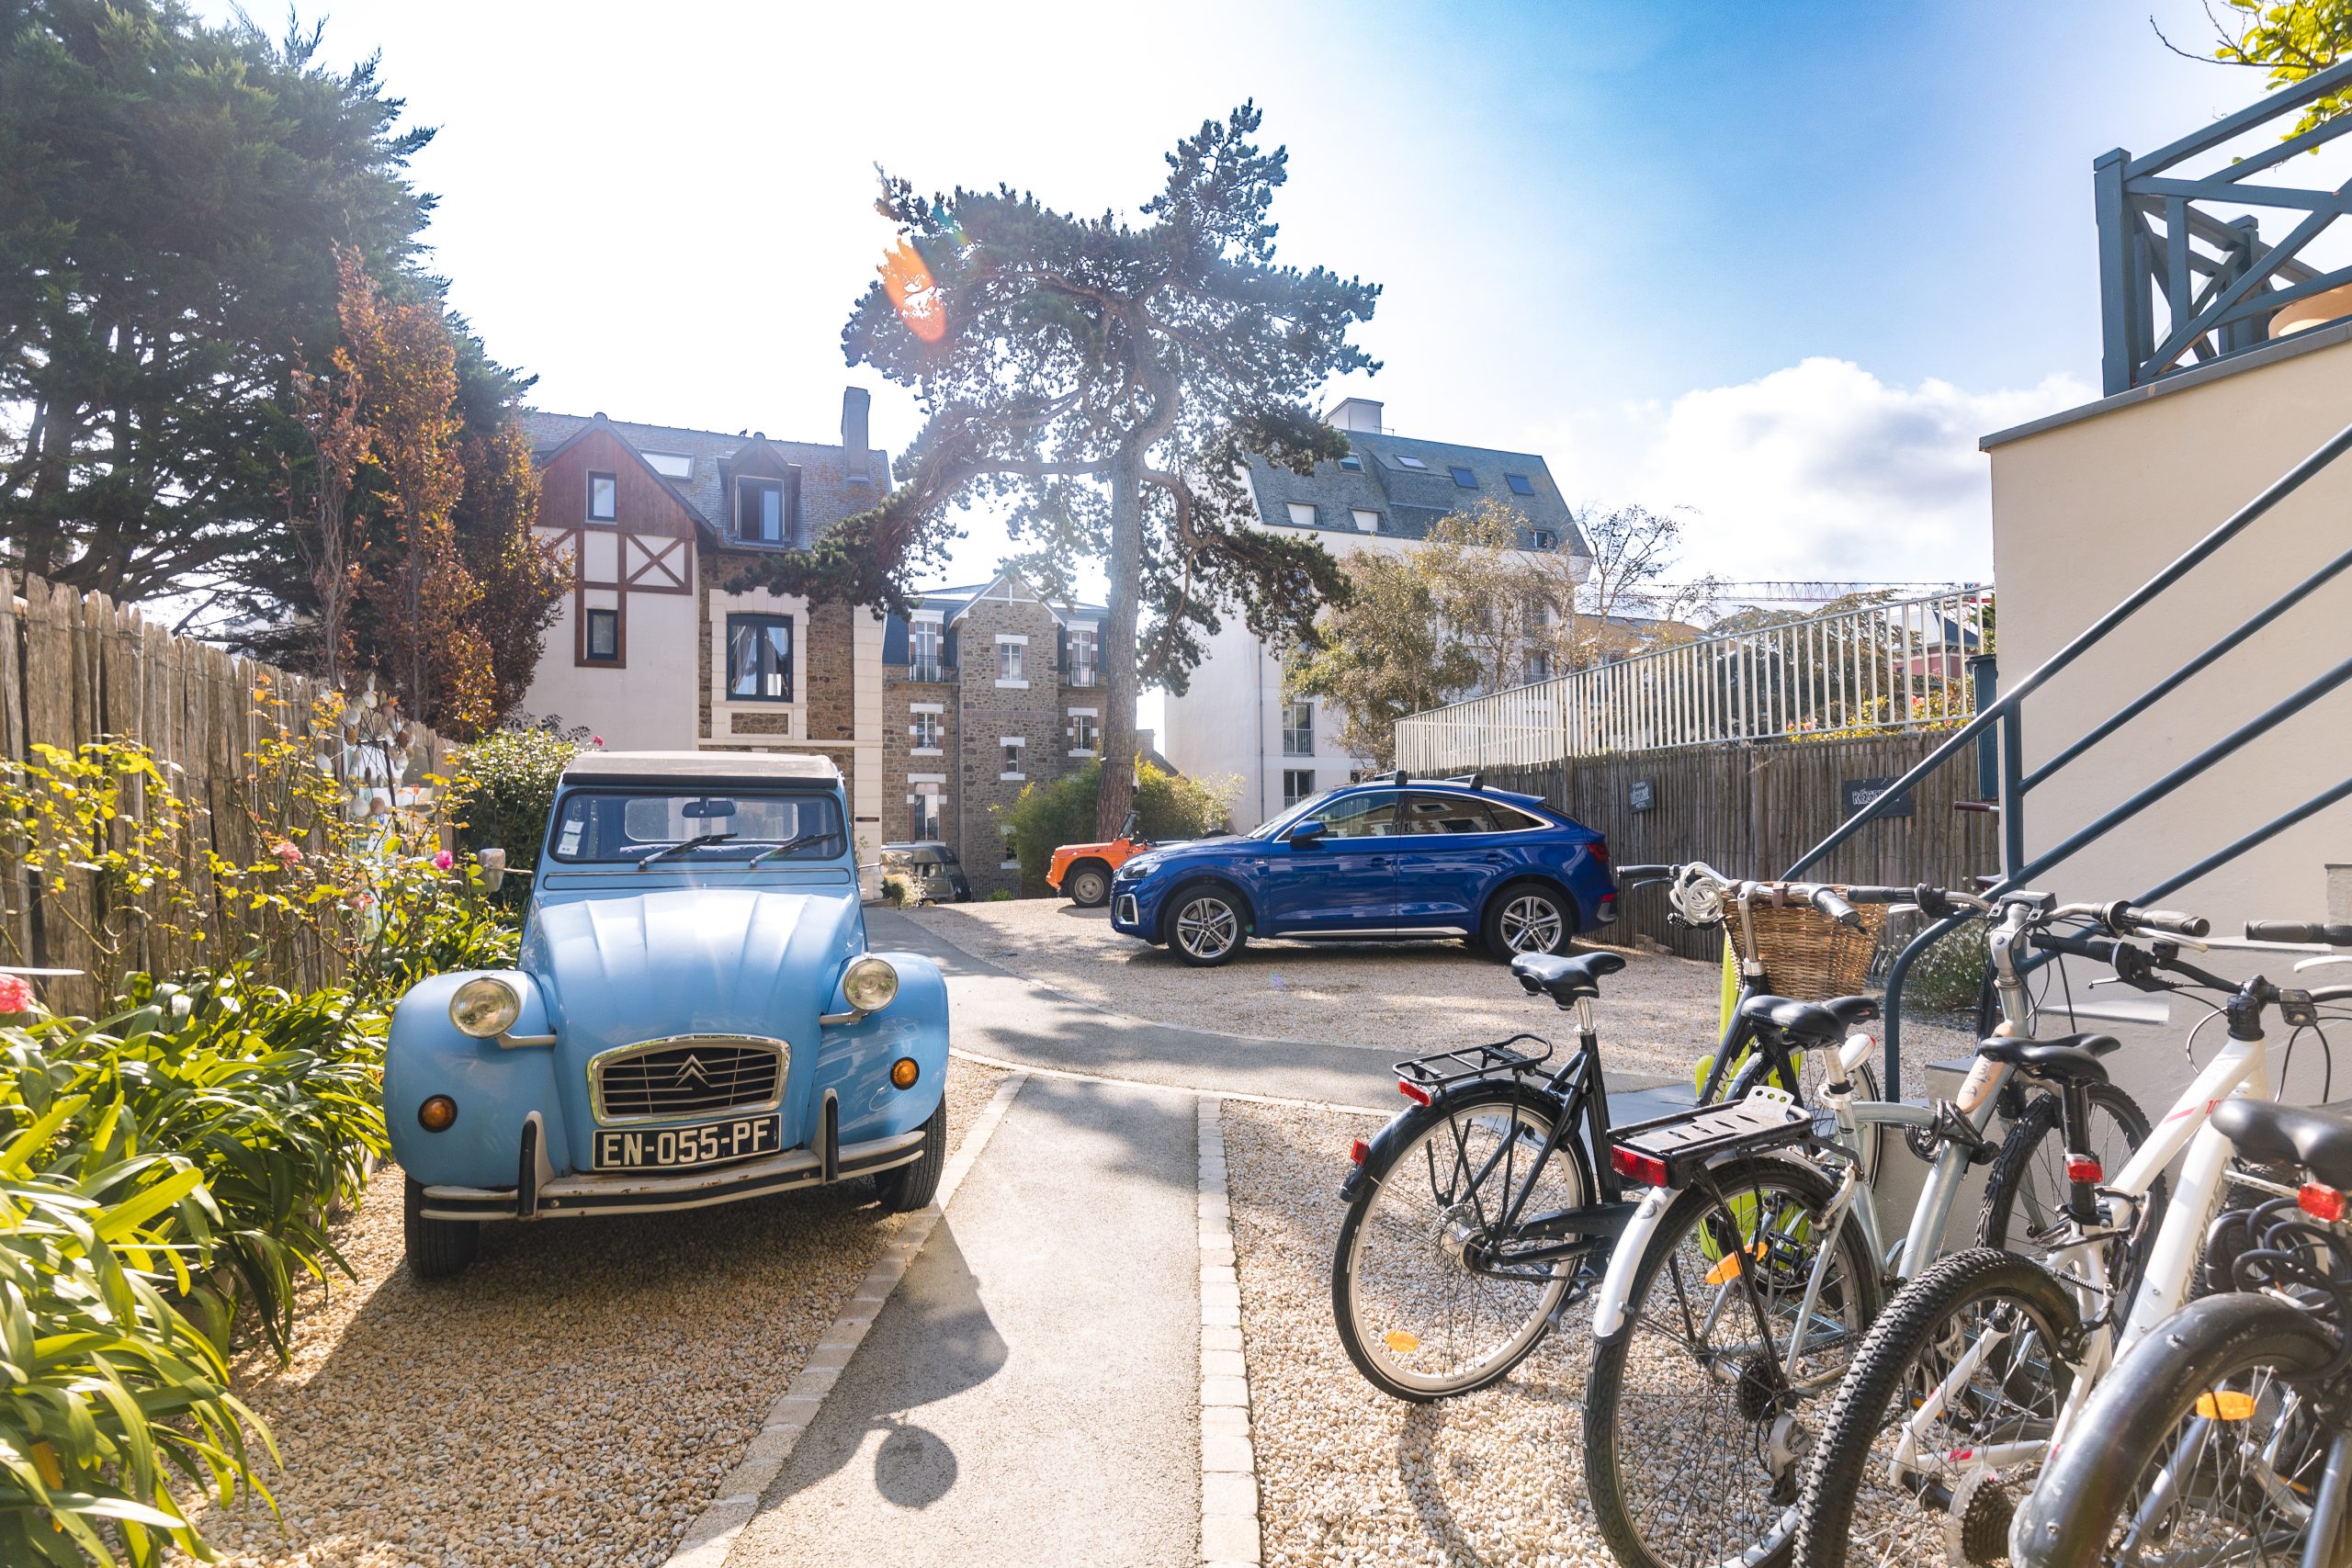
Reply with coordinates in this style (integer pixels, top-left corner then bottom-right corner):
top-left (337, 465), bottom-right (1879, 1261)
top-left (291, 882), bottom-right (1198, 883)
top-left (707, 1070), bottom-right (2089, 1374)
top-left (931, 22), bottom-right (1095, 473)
top-left (1784, 418), bottom-right (2352, 1088)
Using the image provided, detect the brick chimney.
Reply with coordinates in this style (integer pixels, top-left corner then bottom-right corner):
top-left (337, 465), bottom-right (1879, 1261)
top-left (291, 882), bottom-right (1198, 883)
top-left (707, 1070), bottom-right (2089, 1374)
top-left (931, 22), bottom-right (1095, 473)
top-left (842, 386), bottom-right (872, 480)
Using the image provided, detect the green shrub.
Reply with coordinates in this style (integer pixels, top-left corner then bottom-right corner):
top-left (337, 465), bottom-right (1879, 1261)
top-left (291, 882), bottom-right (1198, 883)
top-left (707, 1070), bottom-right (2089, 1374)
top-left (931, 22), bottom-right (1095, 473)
top-left (881, 874), bottom-right (909, 907)
top-left (352, 857), bottom-right (521, 1004)
top-left (996, 760), bottom-right (1237, 894)
top-left (1900, 920), bottom-right (1990, 1014)
top-left (986, 888), bottom-right (1015, 901)
top-left (452, 726), bottom-right (586, 885)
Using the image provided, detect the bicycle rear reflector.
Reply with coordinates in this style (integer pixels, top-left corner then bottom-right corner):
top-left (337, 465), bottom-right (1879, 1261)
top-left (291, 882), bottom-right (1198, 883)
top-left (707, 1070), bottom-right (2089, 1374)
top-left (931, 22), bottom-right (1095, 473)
top-left (1611, 1146), bottom-right (1670, 1187)
top-left (1385, 1330), bottom-right (1419, 1353)
top-left (2064, 1156), bottom-right (2104, 1184)
top-left (1397, 1079), bottom-right (1431, 1106)
top-left (2301, 1181), bottom-right (2346, 1222)
top-left (1349, 1138), bottom-right (1370, 1167)
top-left (2195, 1391), bottom-right (2258, 1421)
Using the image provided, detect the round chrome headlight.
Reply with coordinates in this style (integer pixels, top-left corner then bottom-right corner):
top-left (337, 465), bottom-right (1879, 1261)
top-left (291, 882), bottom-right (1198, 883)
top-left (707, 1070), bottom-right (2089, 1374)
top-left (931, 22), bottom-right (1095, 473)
top-left (448, 976), bottom-right (522, 1039)
top-left (842, 956), bottom-right (899, 1014)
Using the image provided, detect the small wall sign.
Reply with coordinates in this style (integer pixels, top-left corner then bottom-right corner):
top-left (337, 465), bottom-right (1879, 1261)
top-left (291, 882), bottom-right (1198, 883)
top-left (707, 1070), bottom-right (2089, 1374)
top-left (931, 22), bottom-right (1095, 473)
top-left (1843, 776), bottom-right (1914, 820)
top-left (1629, 778), bottom-right (1656, 812)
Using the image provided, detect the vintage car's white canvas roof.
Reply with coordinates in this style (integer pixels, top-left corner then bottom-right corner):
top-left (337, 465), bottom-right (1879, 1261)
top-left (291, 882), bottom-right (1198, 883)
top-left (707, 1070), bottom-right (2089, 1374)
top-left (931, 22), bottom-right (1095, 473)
top-left (559, 750), bottom-right (842, 785)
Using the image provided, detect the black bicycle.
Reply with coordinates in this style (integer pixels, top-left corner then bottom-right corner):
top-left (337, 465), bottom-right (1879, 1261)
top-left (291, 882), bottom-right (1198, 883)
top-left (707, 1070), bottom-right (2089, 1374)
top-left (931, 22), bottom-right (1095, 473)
top-left (1328, 897), bottom-right (1882, 1402)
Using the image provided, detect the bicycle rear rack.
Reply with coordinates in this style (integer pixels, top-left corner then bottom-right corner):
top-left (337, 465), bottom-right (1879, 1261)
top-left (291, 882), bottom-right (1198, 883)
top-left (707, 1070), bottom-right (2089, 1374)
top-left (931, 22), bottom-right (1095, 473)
top-left (1394, 1033), bottom-right (1555, 1092)
top-left (1614, 1089), bottom-right (1821, 1189)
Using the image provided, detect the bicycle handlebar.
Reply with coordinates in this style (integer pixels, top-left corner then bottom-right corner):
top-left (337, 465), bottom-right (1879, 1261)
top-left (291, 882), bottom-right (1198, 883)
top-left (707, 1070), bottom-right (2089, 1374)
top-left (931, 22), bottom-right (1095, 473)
top-left (2098, 900), bottom-right (2212, 939)
top-left (2246, 919), bottom-right (2352, 946)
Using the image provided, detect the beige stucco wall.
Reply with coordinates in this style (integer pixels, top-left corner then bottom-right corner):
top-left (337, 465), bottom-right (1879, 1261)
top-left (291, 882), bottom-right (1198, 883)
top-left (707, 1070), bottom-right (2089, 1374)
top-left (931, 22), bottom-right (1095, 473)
top-left (516, 531), bottom-right (700, 750)
top-left (1986, 335), bottom-right (2352, 1105)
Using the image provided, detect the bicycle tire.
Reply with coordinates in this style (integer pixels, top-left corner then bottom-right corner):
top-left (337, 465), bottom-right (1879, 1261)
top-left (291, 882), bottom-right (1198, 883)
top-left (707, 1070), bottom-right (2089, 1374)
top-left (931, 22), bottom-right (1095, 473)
top-left (1795, 1246), bottom-right (2082, 1568)
top-left (1330, 1077), bottom-right (1594, 1401)
top-left (2011, 1291), bottom-right (2340, 1568)
top-left (1584, 1152), bottom-right (1883, 1568)
top-left (1978, 1081), bottom-right (2164, 1292)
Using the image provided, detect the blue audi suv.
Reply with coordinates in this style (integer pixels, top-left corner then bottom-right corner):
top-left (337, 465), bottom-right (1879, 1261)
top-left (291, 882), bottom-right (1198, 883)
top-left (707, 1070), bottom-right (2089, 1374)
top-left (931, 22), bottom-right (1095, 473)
top-left (1108, 775), bottom-right (1616, 967)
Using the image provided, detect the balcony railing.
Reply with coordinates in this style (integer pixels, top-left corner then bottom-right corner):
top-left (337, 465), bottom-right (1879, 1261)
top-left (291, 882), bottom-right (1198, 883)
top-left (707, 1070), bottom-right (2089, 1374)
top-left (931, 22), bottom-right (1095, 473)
top-left (2098, 56), bottom-right (2352, 393)
top-left (1064, 668), bottom-right (1100, 688)
top-left (909, 662), bottom-right (945, 683)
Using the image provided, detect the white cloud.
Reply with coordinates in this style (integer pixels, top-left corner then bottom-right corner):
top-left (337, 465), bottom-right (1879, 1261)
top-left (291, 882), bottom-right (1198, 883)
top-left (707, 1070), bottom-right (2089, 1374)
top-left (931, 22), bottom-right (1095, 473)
top-left (1558, 358), bottom-right (2094, 584)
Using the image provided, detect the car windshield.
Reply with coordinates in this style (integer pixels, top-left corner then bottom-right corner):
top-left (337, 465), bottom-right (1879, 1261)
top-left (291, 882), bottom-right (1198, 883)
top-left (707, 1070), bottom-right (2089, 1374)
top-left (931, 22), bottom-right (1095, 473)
top-left (548, 789), bottom-right (846, 863)
top-left (1248, 788), bottom-right (1342, 840)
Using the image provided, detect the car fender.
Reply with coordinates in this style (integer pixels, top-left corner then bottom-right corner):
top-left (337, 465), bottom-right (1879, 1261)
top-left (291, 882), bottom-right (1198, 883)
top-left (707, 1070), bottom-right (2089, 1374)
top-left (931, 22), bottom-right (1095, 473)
top-left (1590, 1184), bottom-right (1674, 1337)
top-left (385, 969), bottom-right (565, 1190)
top-left (1477, 870), bottom-right (1580, 927)
top-left (814, 951), bottom-right (950, 1145)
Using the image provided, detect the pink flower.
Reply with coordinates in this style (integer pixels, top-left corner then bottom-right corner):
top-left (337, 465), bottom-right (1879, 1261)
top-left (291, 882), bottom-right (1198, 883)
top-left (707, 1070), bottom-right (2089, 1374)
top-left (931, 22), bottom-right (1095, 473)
top-left (273, 840), bottom-right (302, 866)
top-left (0, 974), bottom-right (33, 1013)
top-left (432, 850), bottom-right (455, 872)
top-left (591, 735), bottom-right (605, 748)
top-left (349, 890), bottom-right (375, 910)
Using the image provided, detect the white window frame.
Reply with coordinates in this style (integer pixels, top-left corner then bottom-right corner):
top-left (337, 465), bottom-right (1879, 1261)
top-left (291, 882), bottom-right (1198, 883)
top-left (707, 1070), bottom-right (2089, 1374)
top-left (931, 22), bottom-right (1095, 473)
top-left (909, 704), bottom-right (944, 756)
top-left (996, 634), bottom-right (1029, 689)
top-left (1068, 706), bottom-right (1099, 757)
top-left (1351, 509), bottom-right (1380, 534)
top-left (1000, 734), bottom-right (1026, 781)
top-left (1286, 502), bottom-right (1317, 527)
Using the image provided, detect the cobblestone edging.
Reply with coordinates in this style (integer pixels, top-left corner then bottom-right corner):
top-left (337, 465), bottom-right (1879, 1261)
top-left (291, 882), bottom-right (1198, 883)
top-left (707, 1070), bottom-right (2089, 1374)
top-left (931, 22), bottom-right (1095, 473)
top-left (657, 1069), bottom-right (1032, 1568)
top-left (1198, 1097), bottom-right (1262, 1568)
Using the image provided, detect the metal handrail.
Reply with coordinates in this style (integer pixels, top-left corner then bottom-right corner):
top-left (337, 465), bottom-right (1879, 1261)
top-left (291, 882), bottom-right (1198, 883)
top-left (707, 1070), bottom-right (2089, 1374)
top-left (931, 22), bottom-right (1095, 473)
top-left (1789, 417), bottom-right (2352, 1086)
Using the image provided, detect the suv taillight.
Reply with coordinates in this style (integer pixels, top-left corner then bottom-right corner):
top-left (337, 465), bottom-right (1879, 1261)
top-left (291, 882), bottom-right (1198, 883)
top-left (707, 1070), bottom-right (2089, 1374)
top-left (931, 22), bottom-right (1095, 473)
top-left (1591, 838), bottom-right (1610, 864)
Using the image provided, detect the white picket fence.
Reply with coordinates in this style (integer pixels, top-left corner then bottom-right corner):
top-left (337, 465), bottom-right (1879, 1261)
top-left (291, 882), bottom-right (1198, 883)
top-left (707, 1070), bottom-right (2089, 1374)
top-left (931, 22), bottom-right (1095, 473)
top-left (1396, 590), bottom-right (1990, 773)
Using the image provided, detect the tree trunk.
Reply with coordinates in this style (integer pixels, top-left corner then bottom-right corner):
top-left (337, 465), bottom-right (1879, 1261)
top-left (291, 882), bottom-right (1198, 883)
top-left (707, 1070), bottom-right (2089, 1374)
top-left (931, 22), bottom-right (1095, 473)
top-left (1097, 451), bottom-right (1143, 839)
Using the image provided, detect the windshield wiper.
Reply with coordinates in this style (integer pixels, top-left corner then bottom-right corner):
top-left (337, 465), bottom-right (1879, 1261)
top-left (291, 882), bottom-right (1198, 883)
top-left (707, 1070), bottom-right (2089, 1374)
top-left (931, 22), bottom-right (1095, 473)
top-left (636, 832), bottom-right (737, 868)
top-left (745, 829), bottom-right (844, 868)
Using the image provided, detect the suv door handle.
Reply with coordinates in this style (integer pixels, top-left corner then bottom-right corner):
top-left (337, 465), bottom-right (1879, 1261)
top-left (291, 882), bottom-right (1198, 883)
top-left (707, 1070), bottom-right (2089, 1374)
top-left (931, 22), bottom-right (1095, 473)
top-left (1482, 852), bottom-right (1510, 863)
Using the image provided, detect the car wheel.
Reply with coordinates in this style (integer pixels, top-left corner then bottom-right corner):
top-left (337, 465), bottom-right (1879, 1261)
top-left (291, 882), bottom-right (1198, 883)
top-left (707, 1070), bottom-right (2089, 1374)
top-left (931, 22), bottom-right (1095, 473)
top-left (874, 1100), bottom-right (945, 1213)
top-left (1483, 884), bottom-right (1576, 959)
top-left (1066, 863), bottom-right (1112, 908)
top-left (402, 1175), bottom-right (480, 1280)
top-left (1168, 886), bottom-right (1247, 967)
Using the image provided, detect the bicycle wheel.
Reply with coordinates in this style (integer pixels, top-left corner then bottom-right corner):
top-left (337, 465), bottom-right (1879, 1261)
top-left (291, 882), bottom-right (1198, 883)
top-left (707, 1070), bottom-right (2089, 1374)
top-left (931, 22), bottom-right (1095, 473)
top-left (1980, 1082), bottom-right (2164, 1285)
top-left (2013, 1292), bottom-right (2340, 1568)
top-left (1796, 1247), bottom-right (2082, 1568)
top-left (1331, 1079), bottom-right (1593, 1400)
top-left (1584, 1154), bottom-right (1883, 1568)
top-left (1729, 1047), bottom-right (1884, 1184)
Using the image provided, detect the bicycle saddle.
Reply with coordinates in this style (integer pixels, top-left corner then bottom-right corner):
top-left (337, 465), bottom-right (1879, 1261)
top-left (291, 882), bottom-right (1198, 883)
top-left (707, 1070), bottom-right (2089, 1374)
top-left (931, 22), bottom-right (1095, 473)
top-left (1974, 1032), bottom-right (2120, 1087)
top-left (1512, 951), bottom-right (1627, 1006)
top-left (2212, 1098), bottom-right (2352, 1192)
top-left (1736, 993), bottom-right (1879, 1048)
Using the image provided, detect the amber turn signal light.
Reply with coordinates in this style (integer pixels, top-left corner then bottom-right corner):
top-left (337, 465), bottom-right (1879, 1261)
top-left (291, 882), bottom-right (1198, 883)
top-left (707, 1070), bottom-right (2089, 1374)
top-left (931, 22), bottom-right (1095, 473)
top-left (417, 1095), bottom-right (458, 1132)
top-left (889, 1057), bottom-right (920, 1090)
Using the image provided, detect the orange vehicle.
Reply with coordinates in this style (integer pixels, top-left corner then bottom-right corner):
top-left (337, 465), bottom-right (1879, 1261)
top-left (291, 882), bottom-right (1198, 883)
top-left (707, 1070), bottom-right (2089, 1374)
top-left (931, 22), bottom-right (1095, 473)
top-left (1046, 811), bottom-right (1148, 908)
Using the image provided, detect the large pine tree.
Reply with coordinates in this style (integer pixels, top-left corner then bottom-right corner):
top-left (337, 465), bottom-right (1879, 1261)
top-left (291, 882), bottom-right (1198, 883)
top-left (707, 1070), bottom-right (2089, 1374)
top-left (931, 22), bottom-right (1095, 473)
top-left (733, 104), bottom-right (1380, 834)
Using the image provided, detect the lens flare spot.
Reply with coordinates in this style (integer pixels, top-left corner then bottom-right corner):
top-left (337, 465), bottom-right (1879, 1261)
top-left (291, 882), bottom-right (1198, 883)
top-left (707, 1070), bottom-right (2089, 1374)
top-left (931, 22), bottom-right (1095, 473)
top-left (1385, 1330), bottom-right (1420, 1354)
top-left (879, 239), bottom-right (946, 344)
top-left (2196, 1391), bottom-right (2258, 1421)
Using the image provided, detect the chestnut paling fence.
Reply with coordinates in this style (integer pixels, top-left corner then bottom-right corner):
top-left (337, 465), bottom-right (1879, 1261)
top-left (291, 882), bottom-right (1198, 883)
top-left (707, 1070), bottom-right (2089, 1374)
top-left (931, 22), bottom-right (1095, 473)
top-left (1395, 590), bottom-right (1991, 773)
top-left (0, 572), bottom-right (447, 1015)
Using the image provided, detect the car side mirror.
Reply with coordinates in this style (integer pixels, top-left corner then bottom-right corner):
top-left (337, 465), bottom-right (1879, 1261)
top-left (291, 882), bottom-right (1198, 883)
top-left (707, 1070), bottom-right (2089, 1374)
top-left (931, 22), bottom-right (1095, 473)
top-left (1287, 820), bottom-right (1328, 847)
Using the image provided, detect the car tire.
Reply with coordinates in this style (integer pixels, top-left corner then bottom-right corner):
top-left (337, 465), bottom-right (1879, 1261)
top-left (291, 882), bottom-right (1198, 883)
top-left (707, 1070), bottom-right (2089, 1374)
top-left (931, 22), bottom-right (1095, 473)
top-left (402, 1175), bottom-right (480, 1280)
top-left (1481, 882), bottom-right (1577, 960)
top-left (1166, 885), bottom-right (1248, 967)
top-left (874, 1100), bottom-right (946, 1213)
top-left (1065, 862), bottom-right (1112, 908)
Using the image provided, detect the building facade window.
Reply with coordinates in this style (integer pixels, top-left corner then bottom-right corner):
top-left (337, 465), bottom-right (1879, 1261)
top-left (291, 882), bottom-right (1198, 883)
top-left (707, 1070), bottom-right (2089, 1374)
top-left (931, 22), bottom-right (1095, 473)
top-left (736, 478), bottom-right (786, 544)
top-left (1065, 625), bottom-right (1099, 686)
top-left (996, 637), bottom-right (1027, 687)
top-left (584, 608), bottom-right (620, 663)
top-left (588, 472), bottom-right (617, 523)
top-left (1069, 711), bottom-right (1098, 753)
top-left (910, 785), bottom-right (942, 841)
top-left (910, 617), bottom-right (944, 682)
top-left (725, 614), bottom-right (792, 701)
top-left (910, 709), bottom-right (942, 752)
top-left (1282, 701), bottom-right (1313, 757)
top-left (1282, 768), bottom-right (1316, 807)
top-left (1286, 502), bottom-right (1317, 527)
top-left (1351, 509), bottom-right (1380, 533)
top-left (1000, 736), bottom-right (1025, 780)
top-left (1505, 472), bottom-right (1535, 496)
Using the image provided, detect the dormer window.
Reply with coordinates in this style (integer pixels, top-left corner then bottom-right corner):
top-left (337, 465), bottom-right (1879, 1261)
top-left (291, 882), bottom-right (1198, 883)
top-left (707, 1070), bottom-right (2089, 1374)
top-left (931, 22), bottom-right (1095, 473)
top-left (1449, 466), bottom-right (1477, 488)
top-left (1396, 454), bottom-right (1428, 470)
top-left (737, 477), bottom-right (786, 545)
top-left (587, 472), bottom-right (616, 523)
top-left (1505, 472), bottom-right (1536, 496)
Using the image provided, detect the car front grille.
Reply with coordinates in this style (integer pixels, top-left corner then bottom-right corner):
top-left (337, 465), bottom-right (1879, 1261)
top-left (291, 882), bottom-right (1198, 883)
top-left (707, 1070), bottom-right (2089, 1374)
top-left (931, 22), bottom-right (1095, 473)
top-left (594, 1039), bottom-right (786, 1122)
top-left (1115, 894), bottom-right (1138, 925)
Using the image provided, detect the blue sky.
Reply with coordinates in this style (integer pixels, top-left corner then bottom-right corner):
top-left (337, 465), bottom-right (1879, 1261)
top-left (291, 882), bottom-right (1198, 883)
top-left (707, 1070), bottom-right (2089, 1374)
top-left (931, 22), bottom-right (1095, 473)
top-left (198, 1), bottom-right (2283, 637)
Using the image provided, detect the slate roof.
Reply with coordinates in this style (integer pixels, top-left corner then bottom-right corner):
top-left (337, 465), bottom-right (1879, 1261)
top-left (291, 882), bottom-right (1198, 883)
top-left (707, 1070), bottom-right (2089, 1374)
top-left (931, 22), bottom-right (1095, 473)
top-left (911, 570), bottom-right (1107, 626)
top-left (519, 411), bottom-right (891, 549)
top-left (1242, 429), bottom-right (1588, 556)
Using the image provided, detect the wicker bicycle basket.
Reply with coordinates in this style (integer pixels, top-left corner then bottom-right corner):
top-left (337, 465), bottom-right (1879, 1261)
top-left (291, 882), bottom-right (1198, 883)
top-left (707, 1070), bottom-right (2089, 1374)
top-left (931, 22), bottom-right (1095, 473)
top-left (1724, 889), bottom-right (1887, 1002)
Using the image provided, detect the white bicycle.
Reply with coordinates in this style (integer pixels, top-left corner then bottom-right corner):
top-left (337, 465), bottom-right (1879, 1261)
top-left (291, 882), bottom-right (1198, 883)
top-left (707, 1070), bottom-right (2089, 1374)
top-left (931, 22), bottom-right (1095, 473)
top-left (1792, 906), bottom-right (2352, 1568)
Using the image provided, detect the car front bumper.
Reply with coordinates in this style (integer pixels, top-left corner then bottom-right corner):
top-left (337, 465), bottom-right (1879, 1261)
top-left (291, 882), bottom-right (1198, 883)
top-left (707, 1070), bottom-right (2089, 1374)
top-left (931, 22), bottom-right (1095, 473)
top-left (417, 1124), bottom-right (929, 1222)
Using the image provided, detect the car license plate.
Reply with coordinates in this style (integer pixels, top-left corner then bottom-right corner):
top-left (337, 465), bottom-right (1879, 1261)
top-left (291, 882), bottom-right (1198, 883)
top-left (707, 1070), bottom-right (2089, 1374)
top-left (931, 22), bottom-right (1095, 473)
top-left (594, 1116), bottom-right (781, 1172)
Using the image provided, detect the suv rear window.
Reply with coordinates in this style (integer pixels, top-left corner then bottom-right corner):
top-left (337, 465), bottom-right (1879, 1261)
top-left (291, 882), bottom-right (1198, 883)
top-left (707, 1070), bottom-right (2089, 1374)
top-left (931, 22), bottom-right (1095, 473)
top-left (1401, 793), bottom-right (1545, 833)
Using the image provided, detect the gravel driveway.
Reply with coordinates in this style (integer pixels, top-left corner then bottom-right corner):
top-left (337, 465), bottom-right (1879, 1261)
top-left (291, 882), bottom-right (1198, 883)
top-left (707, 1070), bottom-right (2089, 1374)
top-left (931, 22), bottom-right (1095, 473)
top-left (188, 1062), bottom-right (1007, 1568)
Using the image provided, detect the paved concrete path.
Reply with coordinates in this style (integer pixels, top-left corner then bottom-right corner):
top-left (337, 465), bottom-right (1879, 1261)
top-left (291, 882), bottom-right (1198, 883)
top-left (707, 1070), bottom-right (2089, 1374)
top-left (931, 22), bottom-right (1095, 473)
top-left (725, 1071), bottom-right (1201, 1568)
